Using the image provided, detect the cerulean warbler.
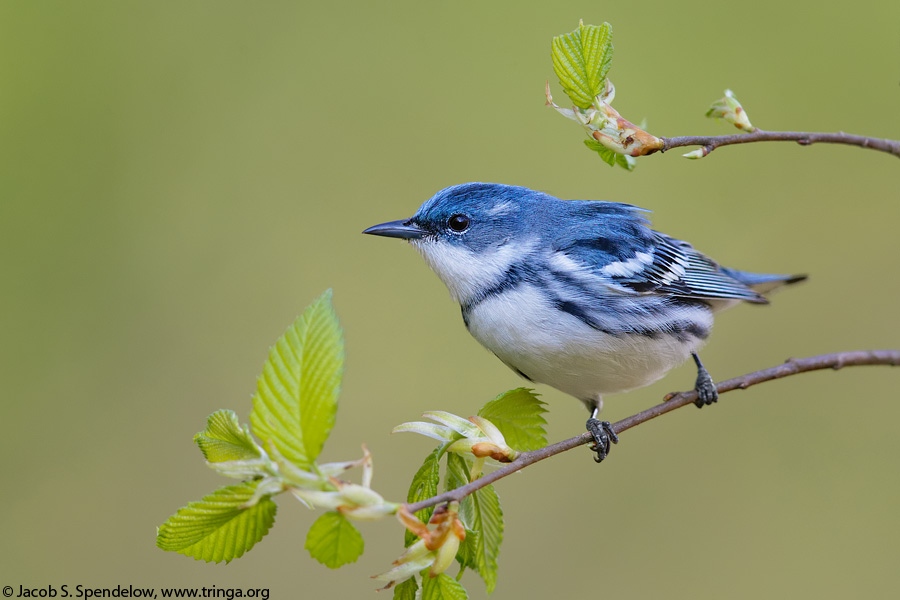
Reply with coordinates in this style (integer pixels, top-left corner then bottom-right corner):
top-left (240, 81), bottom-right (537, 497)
top-left (364, 183), bottom-right (805, 461)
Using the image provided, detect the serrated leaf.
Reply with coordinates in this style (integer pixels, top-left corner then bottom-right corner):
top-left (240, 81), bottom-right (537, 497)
top-left (194, 410), bottom-right (260, 463)
top-left (584, 139), bottom-right (617, 167)
top-left (445, 454), bottom-right (503, 593)
top-left (305, 511), bottom-right (364, 568)
top-left (405, 444), bottom-right (448, 546)
top-left (393, 577), bottom-right (419, 600)
top-left (465, 485), bottom-right (503, 593)
top-left (477, 388), bottom-right (548, 452)
top-left (250, 290), bottom-right (344, 470)
top-left (156, 481), bottom-right (277, 563)
top-left (454, 526), bottom-right (479, 572)
top-left (422, 573), bottom-right (469, 600)
top-left (552, 21), bottom-right (614, 109)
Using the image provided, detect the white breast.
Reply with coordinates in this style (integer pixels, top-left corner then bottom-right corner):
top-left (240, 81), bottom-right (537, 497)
top-left (464, 283), bottom-right (711, 404)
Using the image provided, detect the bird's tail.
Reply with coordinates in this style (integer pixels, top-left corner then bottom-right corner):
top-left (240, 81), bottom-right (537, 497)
top-left (721, 268), bottom-right (808, 297)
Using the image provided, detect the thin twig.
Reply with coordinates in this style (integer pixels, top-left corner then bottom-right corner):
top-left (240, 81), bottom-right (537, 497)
top-left (658, 130), bottom-right (900, 158)
top-left (405, 350), bottom-right (900, 514)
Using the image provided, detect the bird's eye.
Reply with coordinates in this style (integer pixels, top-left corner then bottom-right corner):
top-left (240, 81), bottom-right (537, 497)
top-left (448, 214), bottom-right (470, 233)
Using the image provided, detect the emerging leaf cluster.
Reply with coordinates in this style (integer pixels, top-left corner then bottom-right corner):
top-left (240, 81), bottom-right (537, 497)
top-left (549, 21), bottom-right (646, 170)
top-left (398, 390), bottom-right (547, 597)
top-left (157, 290), bottom-right (548, 597)
top-left (157, 291), bottom-right (356, 565)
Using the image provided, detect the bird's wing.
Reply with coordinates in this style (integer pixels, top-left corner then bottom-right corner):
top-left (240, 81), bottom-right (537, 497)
top-left (558, 231), bottom-right (767, 304)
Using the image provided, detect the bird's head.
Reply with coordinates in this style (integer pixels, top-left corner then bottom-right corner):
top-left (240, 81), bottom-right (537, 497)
top-left (363, 182), bottom-right (548, 303)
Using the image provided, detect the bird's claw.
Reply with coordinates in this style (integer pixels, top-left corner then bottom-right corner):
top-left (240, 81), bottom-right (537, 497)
top-left (586, 418), bottom-right (618, 463)
top-left (694, 364), bottom-right (719, 408)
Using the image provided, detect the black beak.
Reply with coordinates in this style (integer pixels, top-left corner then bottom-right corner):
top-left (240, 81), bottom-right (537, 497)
top-left (362, 219), bottom-right (427, 240)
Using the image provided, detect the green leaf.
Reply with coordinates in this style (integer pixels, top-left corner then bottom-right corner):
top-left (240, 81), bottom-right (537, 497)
top-left (477, 388), bottom-right (548, 452)
top-left (405, 444), bottom-right (449, 546)
top-left (463, 485), bottom-right (503, 593)
top-left (583, 139), bottom-right (637, 171)
top-left (250, 290), bottom-right (344, 470)
top-left (552, 21), bottom-right (614, 109)
top-left (422, 573), bottom-right (469, 600)
top-left (445, 455), bottom-right (504, 593)
top-left (156, 481), bottom-right (277, 563)
top-left (194, 410), bottom-right (260, 463)
top-left (444, 451), bottom-right (469, 492)
top-left (616, 152), bottom-right (637, 171)
top-left (304, 512), bottom-right (364, 568)
top-left (584, 139), bottom-right (617, 167)
top-left (454, 526), bottom-right (480, 572)
top-left (393, 577), bottom-right (419, 600)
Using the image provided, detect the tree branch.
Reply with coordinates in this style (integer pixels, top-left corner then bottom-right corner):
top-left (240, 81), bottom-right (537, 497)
top-left (658, 130), bottom-right (900, 158)
top-left (405, 350), bottom-right (900, 514)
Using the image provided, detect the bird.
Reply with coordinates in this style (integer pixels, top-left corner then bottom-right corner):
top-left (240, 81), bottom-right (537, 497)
top-left (363, 182), bottom-right (805, 461)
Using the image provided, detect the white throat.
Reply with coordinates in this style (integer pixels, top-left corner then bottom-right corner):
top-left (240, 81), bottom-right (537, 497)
top-left (410, 238), bottom-right (534, 304)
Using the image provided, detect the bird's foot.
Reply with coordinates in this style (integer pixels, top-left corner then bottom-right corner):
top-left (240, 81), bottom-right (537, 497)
top-left (586, 418), bottom-right (619, 463)
top-left (693, 360), bottom-right (719, 408)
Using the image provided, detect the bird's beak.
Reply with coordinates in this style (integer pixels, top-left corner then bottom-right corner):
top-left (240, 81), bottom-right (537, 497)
top-left (362, 219), bottom-right (427, 240)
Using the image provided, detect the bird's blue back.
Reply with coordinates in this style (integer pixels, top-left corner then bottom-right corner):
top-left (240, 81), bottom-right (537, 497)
top-left (410, 182), bottom-right (791, 304)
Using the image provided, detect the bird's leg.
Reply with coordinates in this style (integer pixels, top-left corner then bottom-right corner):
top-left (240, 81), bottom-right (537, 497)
top-left (692, 352), bottom-right (719, 408)
top-left (585, 399), bottom-right (618, 463)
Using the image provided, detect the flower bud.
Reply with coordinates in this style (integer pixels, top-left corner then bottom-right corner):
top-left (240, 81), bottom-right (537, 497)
top-left (706, 89), bottom-right (756, 132)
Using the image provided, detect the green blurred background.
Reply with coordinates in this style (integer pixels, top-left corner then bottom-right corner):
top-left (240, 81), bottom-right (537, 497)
top-left (2, 1), bottom-right (898, 598)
